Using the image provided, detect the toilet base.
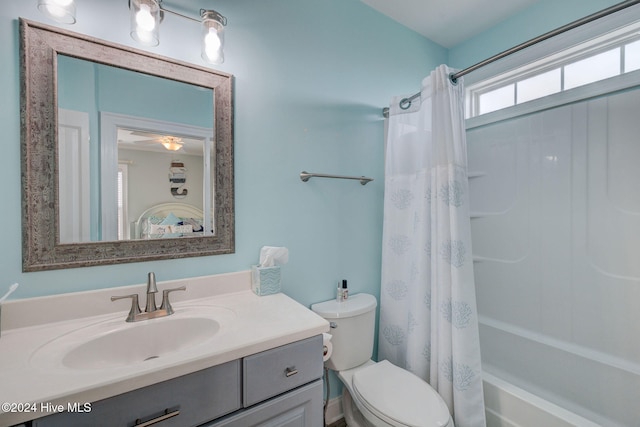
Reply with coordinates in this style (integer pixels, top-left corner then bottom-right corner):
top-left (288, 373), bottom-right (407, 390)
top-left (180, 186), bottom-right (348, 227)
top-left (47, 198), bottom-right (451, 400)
top-left (341, 387), bottom-right (369, 427)
top-left (336, 360), bottom-right (396, 427)
top-left (334, 360), bottom-right (455, 427)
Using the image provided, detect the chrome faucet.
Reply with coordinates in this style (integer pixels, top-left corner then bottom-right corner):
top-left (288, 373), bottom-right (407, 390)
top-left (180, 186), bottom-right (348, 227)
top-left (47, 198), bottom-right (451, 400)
top-left (145, 272), bottom-right (159, 313)
top-left (111, 272), bottom-right (186, 322)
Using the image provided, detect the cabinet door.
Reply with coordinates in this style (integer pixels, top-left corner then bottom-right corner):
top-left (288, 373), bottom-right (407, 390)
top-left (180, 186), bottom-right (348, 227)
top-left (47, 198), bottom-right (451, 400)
top-left (206, 379), bottom-right (323, 427)
top-left (32, 360), bottom-right (241, 427)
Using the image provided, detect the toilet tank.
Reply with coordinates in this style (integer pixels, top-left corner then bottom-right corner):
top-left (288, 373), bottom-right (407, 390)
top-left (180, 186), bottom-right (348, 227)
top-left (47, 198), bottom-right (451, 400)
top-left (311, 293), bottom-right (377, 371)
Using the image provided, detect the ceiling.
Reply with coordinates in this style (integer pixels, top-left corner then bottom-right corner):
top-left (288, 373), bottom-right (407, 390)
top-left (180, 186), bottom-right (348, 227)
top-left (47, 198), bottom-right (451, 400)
top-left (361, 0), bottom-right (539, 48)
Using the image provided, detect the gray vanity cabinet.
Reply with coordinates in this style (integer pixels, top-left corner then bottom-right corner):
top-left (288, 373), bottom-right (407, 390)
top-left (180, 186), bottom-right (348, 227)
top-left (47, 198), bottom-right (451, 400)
top-left (28, 335), bottom-right (323, 427)
top-left (206, 380), bottom-right (323, 427)
top-left (31, 360), bottom-right (242, 427)
top-left (208, 335), bottom-right (324, 427)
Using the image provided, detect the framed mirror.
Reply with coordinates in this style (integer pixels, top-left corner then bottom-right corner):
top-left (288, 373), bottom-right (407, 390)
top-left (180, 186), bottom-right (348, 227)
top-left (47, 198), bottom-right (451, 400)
top-left (20, 18), bottom-right (234, 271)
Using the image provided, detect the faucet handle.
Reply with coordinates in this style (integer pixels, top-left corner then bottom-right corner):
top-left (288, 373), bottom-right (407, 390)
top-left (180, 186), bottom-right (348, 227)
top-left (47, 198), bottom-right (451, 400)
top-left (160, 286), bottom-right (187, 315)
top-left (111, 294), bottom-right (142, 322)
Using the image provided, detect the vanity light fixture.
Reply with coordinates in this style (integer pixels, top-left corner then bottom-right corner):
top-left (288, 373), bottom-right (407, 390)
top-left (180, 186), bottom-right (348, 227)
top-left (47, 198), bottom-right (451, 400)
top-left (37, 0), bottom-right (76, 24)
top-left (129, 0), bottom-right (227, 64)
top-left (130, 0), bottom-right (161, 46)
top-left (200, 10), bottom-right (226, 65)
top-left (160, 136), bottom-right (184, 151)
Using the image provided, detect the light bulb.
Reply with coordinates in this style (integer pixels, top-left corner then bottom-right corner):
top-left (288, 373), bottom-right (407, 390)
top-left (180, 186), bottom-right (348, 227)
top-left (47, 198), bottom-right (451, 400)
top-left (130, 0), bottom-right (159, 46)
top-left (45, 4), bottom-right (67, 18)
top-left (47, 0), bottom-right (73, 15)
top-left (205, 28), bottom-right (221, 51)
top-left (38, 0), bottom-right (76, 24)
top-left (204, 28), bottom-right (222, 62)
top-left (136, 4), bottom-right (156, 32)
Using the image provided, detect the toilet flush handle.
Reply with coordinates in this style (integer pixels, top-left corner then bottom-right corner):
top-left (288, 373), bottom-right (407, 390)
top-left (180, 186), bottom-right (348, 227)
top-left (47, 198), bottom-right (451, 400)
top-left (329, 322), bottom-right (338, 329)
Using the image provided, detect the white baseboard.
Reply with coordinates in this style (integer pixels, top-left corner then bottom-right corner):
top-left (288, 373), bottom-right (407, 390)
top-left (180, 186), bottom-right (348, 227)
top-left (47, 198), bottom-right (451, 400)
top-left (325, 396), bottom-right (343, 425)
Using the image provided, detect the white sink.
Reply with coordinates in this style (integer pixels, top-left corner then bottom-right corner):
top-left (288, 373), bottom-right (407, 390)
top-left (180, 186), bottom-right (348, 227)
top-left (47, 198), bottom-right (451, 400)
top-left (29, 305), bottom-right (235, 371)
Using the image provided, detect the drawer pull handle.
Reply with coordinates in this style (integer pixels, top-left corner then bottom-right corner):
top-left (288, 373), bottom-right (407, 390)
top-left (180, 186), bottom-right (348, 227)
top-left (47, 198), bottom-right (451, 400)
top-left (135, 408), bottom-right (180, 427)
top-left (285, 366), bottom-right (299, 377)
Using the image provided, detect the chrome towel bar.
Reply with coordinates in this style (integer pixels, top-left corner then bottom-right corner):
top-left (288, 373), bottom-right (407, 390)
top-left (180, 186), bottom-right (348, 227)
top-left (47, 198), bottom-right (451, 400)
top-left (300, 171), bottom-right (373, 186)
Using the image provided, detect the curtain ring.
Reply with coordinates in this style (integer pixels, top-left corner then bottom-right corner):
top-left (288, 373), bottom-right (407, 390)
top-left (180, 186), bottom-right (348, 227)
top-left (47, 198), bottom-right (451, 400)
top-left (399, 98), bottom-right (412, 110)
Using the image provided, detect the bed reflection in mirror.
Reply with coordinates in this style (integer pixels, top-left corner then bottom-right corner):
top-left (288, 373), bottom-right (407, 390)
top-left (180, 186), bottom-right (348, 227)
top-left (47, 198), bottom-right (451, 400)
top-left (57, 54), bottom-right (215, 243)
top-left (116, 127), bottom-right (213, 241)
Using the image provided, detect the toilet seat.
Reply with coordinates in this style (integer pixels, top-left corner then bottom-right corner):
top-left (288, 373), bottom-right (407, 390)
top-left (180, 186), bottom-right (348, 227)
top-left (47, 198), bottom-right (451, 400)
top-left (352, 360), bottom-right (451, 427)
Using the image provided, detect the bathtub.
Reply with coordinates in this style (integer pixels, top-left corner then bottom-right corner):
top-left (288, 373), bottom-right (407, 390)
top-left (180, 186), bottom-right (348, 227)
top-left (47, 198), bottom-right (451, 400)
top-left (483, 372), bottom-right (601, 427)
top-left (325, 372), bottom-right (602, 427)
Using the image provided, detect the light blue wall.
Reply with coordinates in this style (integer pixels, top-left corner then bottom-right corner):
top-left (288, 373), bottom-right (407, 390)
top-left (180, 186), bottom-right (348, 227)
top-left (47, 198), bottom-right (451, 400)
top-left (448, 0), bottom-right (621, 69)
top-left (0, 0), bottom-right (446, 305)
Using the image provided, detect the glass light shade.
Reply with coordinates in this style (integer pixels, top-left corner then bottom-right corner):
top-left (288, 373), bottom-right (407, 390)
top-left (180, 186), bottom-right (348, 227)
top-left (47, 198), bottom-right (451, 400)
top-left (38, 0), bottom-right (76, 24)
top-left (161, 137), bottom-right (183, 151)
top-left (201, 10), bottom-right (226, 64)
top-left (130, 0), bottom-right (160, 47)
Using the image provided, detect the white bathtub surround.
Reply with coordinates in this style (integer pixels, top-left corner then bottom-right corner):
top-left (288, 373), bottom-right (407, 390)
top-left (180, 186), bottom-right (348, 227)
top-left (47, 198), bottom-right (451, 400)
top-left (467, 85), bottom-right (640, 426)
top-left (0, 271), bottom-right (329, 426)
top-left (379, 64), bottom-right (485, 426)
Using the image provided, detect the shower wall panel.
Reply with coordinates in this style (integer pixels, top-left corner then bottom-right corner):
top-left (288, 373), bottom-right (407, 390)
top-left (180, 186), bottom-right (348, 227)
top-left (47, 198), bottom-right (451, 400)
top-left (467, 88), bottom-right (640, 427)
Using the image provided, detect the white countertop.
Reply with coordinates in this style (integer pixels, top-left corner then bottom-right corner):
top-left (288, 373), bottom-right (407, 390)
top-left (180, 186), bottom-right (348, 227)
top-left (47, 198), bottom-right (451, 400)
top-left (0, 271), bottom-right (329, 426)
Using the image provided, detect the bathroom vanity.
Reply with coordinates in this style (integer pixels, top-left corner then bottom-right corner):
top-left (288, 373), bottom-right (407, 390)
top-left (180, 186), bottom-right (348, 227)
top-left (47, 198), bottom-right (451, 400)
top-left (31, 336), bottom-right (323, 427)
top-left (0, 272), bottom-right (328, 427)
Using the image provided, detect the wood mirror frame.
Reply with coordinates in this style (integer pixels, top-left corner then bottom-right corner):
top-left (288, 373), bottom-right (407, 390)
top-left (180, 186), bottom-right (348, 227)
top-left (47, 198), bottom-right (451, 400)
top-left (20, 19), bottom-right (234, 271)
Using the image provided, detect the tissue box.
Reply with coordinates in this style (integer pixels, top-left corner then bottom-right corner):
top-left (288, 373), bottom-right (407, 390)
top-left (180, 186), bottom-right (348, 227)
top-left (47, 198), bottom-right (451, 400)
top-left (251, 265), bottom-right (281, 296)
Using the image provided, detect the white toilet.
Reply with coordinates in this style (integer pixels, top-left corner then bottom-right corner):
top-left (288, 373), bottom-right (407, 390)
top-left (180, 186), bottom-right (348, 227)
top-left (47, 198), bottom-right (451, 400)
top-left (312, 293), bottom-right (454, 427)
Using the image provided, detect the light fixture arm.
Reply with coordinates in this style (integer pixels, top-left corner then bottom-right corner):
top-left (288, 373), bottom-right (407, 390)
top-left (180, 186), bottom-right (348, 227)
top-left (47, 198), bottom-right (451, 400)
top-left (152, 1), bottom-right (227, 26)
top-left (126, 0), bottom-right (227, 63)
top-left (127, 0), bottom-right (227, 25)
top-left (158, 4), bottom-right (198, 23)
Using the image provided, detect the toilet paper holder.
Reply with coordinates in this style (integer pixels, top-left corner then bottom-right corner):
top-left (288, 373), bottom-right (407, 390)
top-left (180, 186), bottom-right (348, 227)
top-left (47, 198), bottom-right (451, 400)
top-left (322, 332), bottom-right (333, 362)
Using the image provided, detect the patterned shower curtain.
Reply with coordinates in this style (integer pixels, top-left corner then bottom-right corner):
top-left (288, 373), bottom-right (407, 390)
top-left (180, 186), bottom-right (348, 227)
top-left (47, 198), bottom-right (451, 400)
top-left (378, 65), bottom-right (486, 427)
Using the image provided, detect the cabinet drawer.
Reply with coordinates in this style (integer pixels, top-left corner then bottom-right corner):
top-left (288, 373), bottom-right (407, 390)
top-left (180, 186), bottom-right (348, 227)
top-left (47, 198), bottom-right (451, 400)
top-left (33, 360), bottom-right (241, 427)
top-left (243, 335), bottom-right (323, 407)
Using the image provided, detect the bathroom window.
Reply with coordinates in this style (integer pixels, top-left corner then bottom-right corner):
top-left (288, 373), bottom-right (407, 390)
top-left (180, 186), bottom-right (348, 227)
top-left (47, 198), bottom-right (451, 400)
top-left (467, 21), bottom-right (640, 120)
top-left (477, 84), bottom-right (514, 115)
top-left (516, 68), bottom-right (561, 103)
top-left (624, 39), bottom-right (640, 72)
top-left (564, 47), bottom-right (620, 90)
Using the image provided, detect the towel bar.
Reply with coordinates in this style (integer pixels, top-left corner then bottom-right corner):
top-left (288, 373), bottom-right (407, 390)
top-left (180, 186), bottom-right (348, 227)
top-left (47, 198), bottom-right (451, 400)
top-left (300, 171), bottom-right (373, 186)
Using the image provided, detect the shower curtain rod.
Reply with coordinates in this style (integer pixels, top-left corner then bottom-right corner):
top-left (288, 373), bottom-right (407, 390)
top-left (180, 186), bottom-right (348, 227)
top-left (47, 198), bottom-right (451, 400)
top-left (382, 0), bottom-right (640, 118)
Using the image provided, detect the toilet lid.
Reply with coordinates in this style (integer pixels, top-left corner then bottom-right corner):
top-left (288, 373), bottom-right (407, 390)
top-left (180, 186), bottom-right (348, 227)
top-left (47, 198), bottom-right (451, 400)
top-left (352, 360), bottom-right (451, 427)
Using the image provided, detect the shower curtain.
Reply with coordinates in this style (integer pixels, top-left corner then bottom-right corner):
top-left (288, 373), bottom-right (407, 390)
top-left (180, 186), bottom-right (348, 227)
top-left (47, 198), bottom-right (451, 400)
top-left (378, 65), bottom-right (486, 427)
